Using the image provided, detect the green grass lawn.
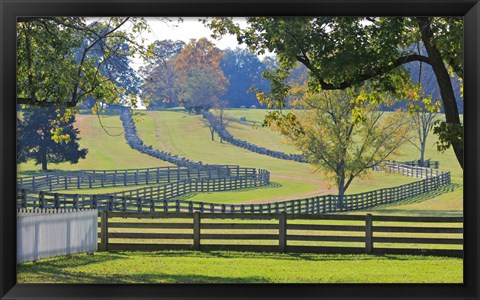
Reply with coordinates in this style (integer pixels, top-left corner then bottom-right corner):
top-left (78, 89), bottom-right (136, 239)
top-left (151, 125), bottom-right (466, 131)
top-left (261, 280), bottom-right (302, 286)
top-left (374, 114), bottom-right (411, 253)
top-left (17, 113), bottom-right (172, 174)
top-left (17, 251), bottom-right (462, 283)
top-left (133, 109), bottom-right (419, 203)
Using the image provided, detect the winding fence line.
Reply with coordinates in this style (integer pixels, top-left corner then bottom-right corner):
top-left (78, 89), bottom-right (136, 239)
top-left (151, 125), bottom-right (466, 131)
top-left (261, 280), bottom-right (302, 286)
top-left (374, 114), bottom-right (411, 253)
top-left (202, 111), bottom-right (440, 168)
top-left (202, 111), bottom-right (305, 162)
top-left (17, 162), bottom-right (450, 214)
top-left (121, 108), bottom-right (205, 168)
top-left (16, 109), bottom-right (449, 214)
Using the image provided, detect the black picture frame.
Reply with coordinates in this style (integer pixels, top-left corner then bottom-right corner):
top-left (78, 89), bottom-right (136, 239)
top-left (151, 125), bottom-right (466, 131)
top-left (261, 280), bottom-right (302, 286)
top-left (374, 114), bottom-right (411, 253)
top-left (1, 0), bottom-right (479, 299)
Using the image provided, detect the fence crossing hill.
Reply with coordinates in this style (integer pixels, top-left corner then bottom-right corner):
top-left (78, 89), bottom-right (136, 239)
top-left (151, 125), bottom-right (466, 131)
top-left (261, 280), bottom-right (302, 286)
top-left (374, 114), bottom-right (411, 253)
top-left (202, 110), bottom-right (440, 169)
top-left (17, 162), bottom-right (450, 215)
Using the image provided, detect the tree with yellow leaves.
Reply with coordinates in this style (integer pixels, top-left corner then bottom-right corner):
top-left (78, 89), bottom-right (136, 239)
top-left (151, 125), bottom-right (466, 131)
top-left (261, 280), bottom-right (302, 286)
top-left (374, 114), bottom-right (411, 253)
top-left (268, 89), bottom-right (411, 207)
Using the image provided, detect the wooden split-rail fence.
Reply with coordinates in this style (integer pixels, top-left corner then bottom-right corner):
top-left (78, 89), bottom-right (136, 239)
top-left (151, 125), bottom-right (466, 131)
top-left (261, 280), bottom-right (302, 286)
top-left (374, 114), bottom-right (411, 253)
top-left (16, 163), bottom-right (451, 216)
top-left (17, 165), bottom-right (261, 192)
top-left (98, 211), bottom-right (463, 258)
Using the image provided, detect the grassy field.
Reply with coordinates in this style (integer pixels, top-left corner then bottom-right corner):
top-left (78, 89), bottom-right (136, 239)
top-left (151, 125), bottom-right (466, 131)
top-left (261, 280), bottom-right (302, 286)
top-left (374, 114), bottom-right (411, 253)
top-left (222, 109), bottom-right (463, 184)
top-left (17, 111), bottom-right (172, 174)
top-left (17, 251), bottom-right (462, 283)
top-left (17, 108), bottom-right (462, 208)
top-left (133, 109), bottom-right (422, 204)
top-left (15, 108), bottom-right (464, 284)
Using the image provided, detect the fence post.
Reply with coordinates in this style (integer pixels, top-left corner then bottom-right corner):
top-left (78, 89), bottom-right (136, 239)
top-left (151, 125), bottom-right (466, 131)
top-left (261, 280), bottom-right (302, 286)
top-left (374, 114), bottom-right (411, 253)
top-left (54, 193), bottom-right (60, 209)
top-left (365, 213), bottom-right (373, 254)
top-left (73, 194), bottom-right (79, 209)
top-left (121, 196), bottom-right (127, 212)
top-left (150, 198), bottom-right (155, 212)
top-left (39, 191), bottom-right (45, 208)
top-left (279, 212), bottom-right (287, 253)
top-left (193, 212), bottom-right (201, 250)
top-left (21, 189), bottom-right (27, 208)
top-left (92, 195), bottom-right (97, 209)
top-left (100, 211), bottom-right (109, 251)
top-left (137, 197), bottom-right (143, 212)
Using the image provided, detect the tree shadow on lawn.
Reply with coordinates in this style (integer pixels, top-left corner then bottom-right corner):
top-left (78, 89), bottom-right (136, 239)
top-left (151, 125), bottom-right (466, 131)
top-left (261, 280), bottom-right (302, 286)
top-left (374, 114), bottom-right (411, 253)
top-left (170, 182), bottom-right (283, 201)
top-left (18, 257), bottom-right (268, 283)
top-left (18, 252), bottom-right (126, 269)
top-left (17, 250), bottom-right (457, 284)
top-left (116, 250), bottom-right (442, 263)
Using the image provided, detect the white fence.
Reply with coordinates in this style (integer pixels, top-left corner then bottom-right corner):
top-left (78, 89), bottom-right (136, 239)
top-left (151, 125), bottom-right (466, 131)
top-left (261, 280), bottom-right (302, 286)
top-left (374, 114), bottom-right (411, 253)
top-left (17, 208), bottom-right (98, 263)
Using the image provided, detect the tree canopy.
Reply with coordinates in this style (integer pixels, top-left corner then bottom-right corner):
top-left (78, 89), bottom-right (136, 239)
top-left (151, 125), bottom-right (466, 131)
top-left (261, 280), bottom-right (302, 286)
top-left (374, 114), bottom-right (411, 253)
top-left (207, 17), bottom-right (464, 168)
top-left (17, 17), bottom-right (155, 109)
top-left (220, 48), bottom-right (270, 108)
top-left (17, 108), bottom-right (88, 171)
top-left (140, 40), bottom-right (185, 109)
top-left (174, 38), bottom-right (228, 113)
top-left (270, 89), bottom-right (411, 206)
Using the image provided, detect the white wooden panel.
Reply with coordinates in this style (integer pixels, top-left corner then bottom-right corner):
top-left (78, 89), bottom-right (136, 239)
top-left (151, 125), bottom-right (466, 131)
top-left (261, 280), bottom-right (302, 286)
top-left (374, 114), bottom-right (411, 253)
top-left (17, 209), bottom-right (98, 263)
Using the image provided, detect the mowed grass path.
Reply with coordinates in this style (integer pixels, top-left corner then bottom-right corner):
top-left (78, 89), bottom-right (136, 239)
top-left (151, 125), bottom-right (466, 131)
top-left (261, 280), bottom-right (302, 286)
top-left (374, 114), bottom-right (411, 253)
top-left (134, 110), bottom-right (416, 204)
top-left (17, 251), bottom-right (462, 283)
top-left (17, 112), bottom-right (172, 175)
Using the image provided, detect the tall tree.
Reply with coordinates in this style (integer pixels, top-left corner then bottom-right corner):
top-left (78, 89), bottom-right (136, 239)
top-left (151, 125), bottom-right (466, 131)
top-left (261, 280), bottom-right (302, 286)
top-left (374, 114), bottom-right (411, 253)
top-left (77, 21), bottom-right (142, 110)
top-left (17, 108), bottom-right (88, 171)
top-left (220, 48), bottom-right (270, 108)
top-left (207, 17), bottom-right (464, 169)
top-left (269, 89), bottom-right (411, 207)
top-left (174, 38), bottom-right (228, 113)
top-left (178, 65), bottom-right (228, 114)
top-left (411, 105), bottom-right (439, 165)
top-left (17, 17), bottom-right (154, 109)
top-left (140, 40), bottom-right (185, 109)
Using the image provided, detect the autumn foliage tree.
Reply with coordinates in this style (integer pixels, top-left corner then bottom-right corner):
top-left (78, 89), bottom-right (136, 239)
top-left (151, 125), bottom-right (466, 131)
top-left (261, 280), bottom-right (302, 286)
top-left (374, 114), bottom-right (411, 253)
top-left (269, 89), bottom-right (411, 207)
top-left (140, 40), bottom-right (185, 109)
top-left (174, 38), bottom-right (228, 114)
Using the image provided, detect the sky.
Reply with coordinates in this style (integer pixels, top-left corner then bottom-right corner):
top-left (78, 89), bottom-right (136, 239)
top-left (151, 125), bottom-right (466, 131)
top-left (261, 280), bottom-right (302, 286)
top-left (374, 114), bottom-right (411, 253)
top-left (144, 17), bottom-right (246, 49)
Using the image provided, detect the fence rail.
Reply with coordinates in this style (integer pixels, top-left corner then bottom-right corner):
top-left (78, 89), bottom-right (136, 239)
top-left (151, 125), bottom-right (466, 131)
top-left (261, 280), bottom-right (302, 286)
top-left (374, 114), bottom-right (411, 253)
top-left (17, 165), bottom-right (267, 192)
top-left (17, 163), bottom-right (450, 215)
top-left (98, 212), bottom-right (463, 258)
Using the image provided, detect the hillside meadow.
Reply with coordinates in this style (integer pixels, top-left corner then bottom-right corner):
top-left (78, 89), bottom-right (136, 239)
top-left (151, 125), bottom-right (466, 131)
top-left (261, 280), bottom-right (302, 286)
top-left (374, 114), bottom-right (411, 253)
top-left (16, 108), bottom-right (463, 284)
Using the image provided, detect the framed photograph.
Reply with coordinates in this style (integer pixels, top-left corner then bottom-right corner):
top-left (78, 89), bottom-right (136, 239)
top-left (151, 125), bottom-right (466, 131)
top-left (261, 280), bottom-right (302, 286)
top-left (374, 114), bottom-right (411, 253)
top-left (1, 0), bottom-right (479, 299)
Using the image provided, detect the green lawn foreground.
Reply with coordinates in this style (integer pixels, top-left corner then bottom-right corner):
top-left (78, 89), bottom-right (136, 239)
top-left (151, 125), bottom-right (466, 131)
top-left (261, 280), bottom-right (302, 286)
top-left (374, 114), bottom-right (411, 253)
top-left (17, 250), bottom-right (462, 284)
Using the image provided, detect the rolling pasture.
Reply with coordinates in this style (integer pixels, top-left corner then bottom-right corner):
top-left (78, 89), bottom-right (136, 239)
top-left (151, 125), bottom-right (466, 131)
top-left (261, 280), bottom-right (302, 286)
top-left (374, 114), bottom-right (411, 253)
top-left (133, 109), bottom-right (424, 205)
top-left (17, 112), bottom-right (172, 174)
top-left (16, 108), bottom-right (463, 284)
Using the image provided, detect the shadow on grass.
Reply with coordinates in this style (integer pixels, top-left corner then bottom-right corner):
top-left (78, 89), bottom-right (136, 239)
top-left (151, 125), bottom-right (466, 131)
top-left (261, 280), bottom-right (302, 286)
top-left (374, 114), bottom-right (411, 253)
top-left (369, 183), bottom-right (462, 211)
top-left (170, 182), bottom-right (283, 202)
top-left (17, 250), bottom-right (460, 284)
top-left (106, 250), bottom-right (449, 263)
top-left (17, 252), bottom-right (268, 283)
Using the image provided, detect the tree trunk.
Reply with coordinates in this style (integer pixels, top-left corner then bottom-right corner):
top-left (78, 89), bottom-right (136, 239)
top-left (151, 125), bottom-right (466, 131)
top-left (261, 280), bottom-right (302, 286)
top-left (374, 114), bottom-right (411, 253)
top-left (336, 163), bottom-right (346, 209)
top-left (337, 184), bottom-right (346, 209)
top-left (417, 17), bottom-right (463, 169)
top-left (41, 150), bottom-right (48, 171)
top-left (420, 134), bottom-right (426, 165)
top-left (210, 129), bottom-right (215, 141)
